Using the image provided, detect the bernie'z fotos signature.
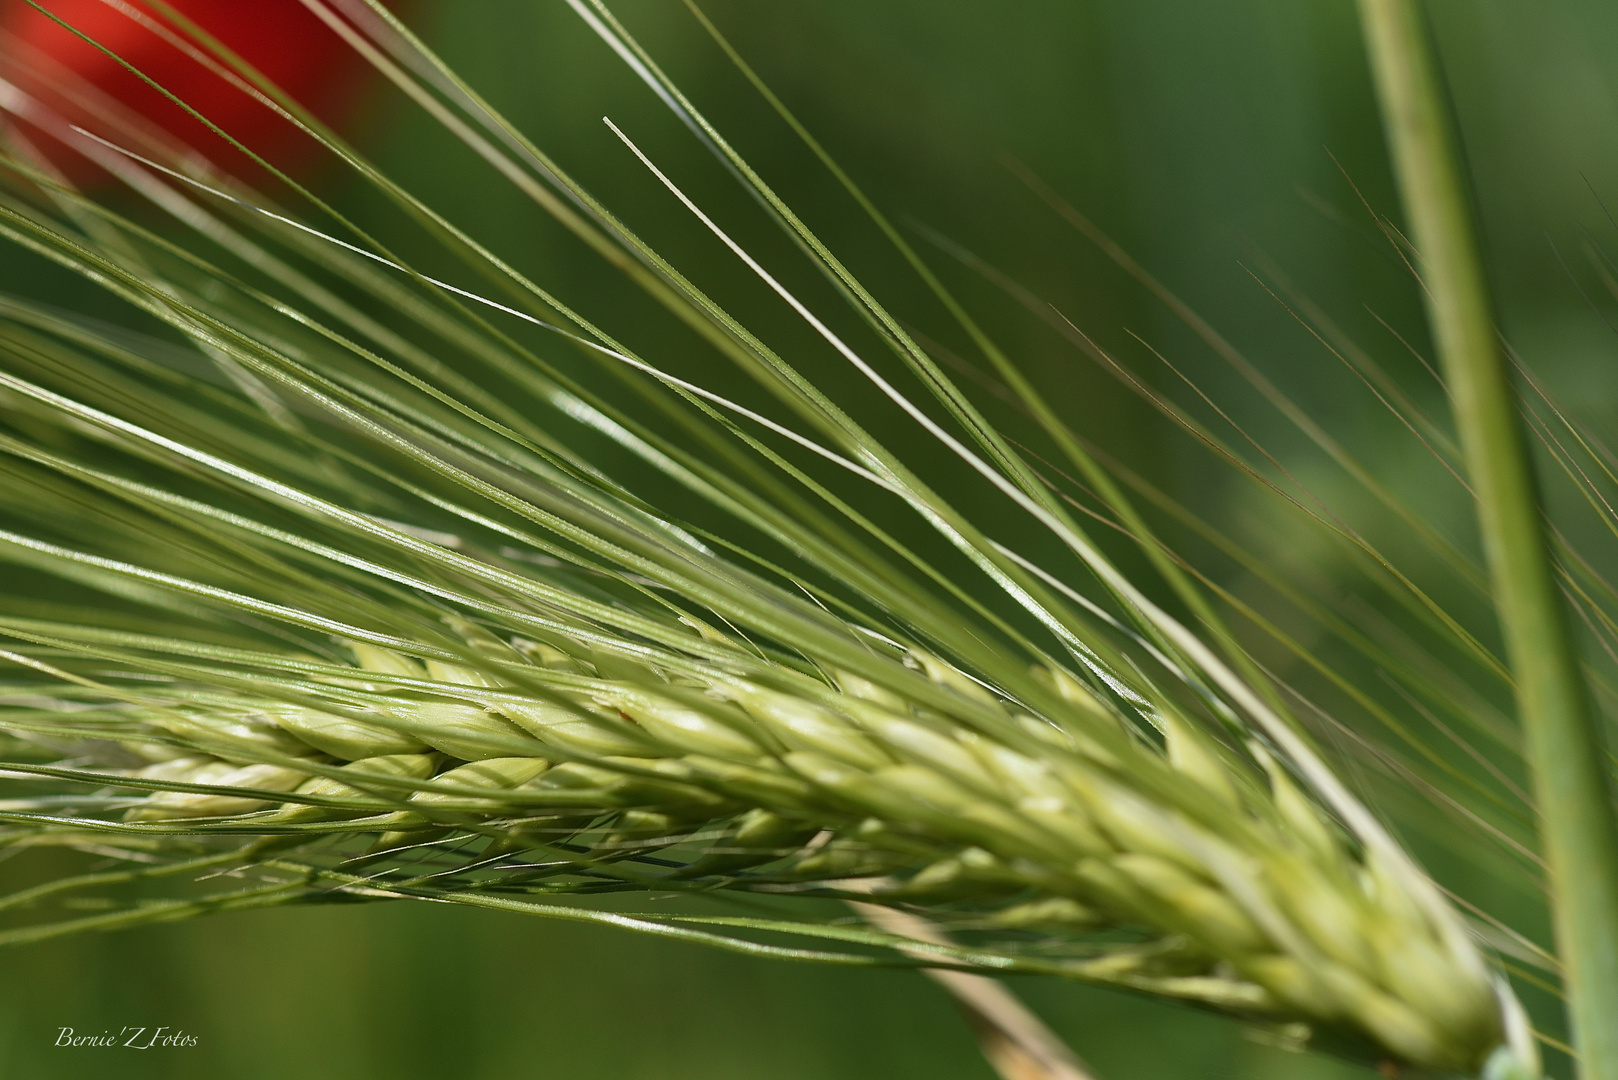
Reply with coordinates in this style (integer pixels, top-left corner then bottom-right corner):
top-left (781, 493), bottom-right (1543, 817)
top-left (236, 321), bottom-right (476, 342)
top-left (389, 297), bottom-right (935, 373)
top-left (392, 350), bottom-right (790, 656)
top-left (55, 1027), bottom-right (197, 1049)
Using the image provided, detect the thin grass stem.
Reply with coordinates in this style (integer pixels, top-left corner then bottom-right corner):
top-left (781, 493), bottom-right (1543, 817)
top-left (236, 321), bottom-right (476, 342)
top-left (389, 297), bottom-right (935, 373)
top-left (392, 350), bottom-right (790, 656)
top-left (1357, 2), bottom-right (1618, 1075)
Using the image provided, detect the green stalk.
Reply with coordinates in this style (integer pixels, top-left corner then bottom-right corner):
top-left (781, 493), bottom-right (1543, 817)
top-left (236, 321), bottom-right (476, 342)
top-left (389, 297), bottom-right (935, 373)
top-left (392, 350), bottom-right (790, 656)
top-left (1356, 2), bottom-right (1618, 1075)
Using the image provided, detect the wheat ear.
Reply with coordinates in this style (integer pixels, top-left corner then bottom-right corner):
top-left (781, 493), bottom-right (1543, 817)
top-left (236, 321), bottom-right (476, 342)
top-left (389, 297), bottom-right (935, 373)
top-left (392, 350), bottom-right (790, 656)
top-left (0, 0), bottom-right (1546, 1075)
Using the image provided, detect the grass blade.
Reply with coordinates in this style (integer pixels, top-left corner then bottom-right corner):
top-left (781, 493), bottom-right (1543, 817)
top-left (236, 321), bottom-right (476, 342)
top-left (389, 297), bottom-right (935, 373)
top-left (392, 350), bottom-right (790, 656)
top-left (1357, 2), bottom-right (1618, 1075)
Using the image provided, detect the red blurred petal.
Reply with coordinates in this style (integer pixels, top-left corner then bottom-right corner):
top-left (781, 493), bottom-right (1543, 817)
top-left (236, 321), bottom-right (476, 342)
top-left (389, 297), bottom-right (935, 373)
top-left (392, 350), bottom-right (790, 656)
top-left (0, 0), bottom-right (382, 179)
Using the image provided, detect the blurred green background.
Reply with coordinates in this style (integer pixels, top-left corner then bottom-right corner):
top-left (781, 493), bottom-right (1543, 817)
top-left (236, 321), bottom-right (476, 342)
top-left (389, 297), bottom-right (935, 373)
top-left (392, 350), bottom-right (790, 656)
top-left (5, 0), bottom-right (1618, 1075)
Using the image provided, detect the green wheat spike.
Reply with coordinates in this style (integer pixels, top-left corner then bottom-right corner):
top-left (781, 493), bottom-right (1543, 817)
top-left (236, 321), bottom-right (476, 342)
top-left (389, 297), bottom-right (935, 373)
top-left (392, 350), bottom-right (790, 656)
top-left (0, 1), bottom-right (1597, 1077)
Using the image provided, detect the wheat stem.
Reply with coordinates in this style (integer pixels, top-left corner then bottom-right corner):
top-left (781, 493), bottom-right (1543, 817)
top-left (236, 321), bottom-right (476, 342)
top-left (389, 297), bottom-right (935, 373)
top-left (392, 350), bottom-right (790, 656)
top-left (852, 902), bottom-right (1098, 1080)
top-left (1356, 2), bottom-right (1618, 1075)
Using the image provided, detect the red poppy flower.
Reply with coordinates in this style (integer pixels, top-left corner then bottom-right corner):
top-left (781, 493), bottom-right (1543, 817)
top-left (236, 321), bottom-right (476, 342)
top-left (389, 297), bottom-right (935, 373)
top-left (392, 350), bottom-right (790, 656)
top-left (0, 0), bottom-right (382, 180)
